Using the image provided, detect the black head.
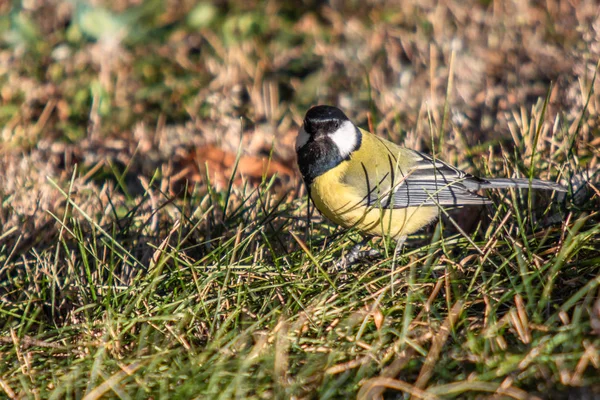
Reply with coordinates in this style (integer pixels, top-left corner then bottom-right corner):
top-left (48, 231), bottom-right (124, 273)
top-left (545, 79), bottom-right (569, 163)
top-left (296, 105), bottom-right (362, 185)
top-left (303, 105), bottom-right (350, 136)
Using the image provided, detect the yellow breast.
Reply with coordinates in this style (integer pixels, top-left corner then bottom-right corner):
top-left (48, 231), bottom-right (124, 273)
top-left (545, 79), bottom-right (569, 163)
top-left (310, 133), bottom-right (439, 238)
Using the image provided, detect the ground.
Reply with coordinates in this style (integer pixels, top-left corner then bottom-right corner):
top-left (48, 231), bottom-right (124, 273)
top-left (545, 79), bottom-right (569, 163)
top-left (1, 0), bottom-right (600, 399)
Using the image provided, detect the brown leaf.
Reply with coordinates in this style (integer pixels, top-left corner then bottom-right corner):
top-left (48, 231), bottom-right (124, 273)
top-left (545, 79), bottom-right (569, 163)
top-left (372, 308), bottom-right (384, 330)
top-left (173, 144), bottom-right (296, 193)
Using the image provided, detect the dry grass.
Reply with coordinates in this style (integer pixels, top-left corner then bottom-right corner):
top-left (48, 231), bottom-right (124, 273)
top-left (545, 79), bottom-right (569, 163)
top-left (1, 0), bottom-right (600, 398)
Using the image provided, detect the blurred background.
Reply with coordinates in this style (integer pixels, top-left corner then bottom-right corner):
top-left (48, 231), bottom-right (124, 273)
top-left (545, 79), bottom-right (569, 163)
top-left (1, 3), bottom-right (600, 397)
top-left (1, 0), bottom-right (598, 240)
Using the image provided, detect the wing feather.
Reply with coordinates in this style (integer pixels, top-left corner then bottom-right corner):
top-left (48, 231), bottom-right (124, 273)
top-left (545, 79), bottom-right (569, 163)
top-left (363, 150), bottom-right (491, 209)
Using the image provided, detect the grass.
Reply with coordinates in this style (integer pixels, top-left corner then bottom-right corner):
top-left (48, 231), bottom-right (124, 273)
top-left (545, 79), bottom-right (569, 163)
top-left (2, 0), bottom-right (600, 399)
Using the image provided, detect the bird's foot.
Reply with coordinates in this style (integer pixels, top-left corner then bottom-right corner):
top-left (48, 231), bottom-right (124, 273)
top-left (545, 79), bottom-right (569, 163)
top-left (331, 240), bottom-right (379, 272)
top-left (329, 236), bottom-right (407, 273)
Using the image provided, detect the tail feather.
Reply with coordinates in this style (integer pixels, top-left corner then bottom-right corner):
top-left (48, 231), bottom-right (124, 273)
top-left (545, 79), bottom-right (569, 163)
top-left (477, 178), bottom-right (567, 192)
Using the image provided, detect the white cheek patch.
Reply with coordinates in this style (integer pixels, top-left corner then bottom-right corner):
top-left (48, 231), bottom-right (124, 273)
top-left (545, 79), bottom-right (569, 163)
top-left (329, 120), bottom-right (358, 158)
top-left (296, 126), bottom-right (310, 150)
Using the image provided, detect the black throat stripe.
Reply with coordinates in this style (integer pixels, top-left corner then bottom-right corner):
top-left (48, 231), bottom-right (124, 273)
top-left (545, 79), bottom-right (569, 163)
top-left (296, 127), bottom-right (362, 186)
top-left (297, 139), bottom-right (344, 186)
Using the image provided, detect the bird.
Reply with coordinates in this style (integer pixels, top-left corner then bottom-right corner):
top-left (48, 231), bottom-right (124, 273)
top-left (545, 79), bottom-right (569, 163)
top-left (295, 105), bottom-right (566, 266)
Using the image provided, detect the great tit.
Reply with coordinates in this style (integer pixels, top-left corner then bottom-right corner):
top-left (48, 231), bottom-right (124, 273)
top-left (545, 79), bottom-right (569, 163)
top-left (296, 105), bottom-right (566, 262)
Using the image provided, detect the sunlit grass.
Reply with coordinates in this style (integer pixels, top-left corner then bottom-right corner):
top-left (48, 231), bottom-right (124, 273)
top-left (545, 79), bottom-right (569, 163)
top-left (1, 0), bottom-right (600, 398)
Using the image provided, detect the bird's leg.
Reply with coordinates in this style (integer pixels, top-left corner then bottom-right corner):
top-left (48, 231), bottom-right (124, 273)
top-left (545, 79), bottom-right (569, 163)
top-left (391, 235), bottom-right (407, 265)
top-left (394, 235), bottom-right (407, 256)
top-left (333, 238), bottom-right (379, 271)
top-left (390, 235), bottom-right (407, 295)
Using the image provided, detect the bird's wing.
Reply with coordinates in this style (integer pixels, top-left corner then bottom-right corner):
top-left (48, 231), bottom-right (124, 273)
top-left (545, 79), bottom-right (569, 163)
top-left (364, 150), bottom-right (491, 209)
